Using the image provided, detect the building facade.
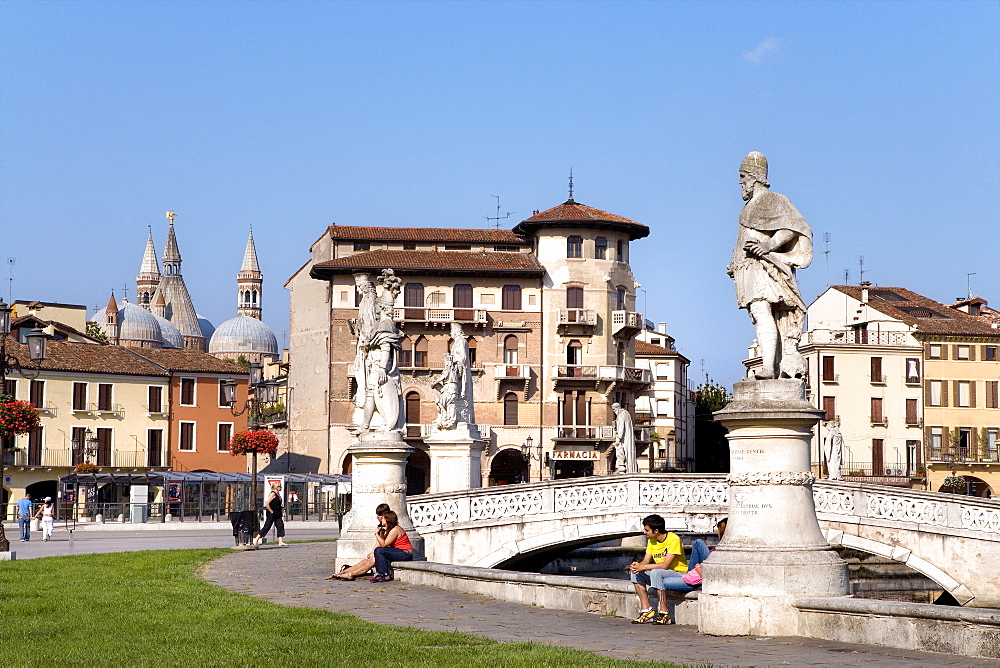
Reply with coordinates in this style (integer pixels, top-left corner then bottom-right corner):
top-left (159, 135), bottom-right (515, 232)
top-left (634, 327), bottom-right (694, 472)
top-left (756, 285), bottom-right (1000, 497)
top-left (287, 196), bottom-right (656, 488)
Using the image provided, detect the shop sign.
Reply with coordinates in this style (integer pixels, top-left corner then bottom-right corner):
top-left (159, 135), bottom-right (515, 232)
top-left (551, 450), bottom-right (600, 461)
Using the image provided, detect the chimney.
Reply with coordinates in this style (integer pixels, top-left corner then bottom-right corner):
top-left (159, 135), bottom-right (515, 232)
top-left (657, 322), bottom-right (667, 335)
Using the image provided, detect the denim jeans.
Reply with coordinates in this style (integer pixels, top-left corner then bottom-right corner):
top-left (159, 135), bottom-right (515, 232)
top-left (18, 515), bottom-right (31, 541)
top-left (630, 538), bottom-right (712, 592)
top-left (373, 546), bottom-right (412, 575)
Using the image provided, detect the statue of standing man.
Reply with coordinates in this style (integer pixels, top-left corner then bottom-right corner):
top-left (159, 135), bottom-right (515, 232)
top-left (612, 403), bottom-right (639, 474)
top-left (727, 152), bottom-right (813, 380)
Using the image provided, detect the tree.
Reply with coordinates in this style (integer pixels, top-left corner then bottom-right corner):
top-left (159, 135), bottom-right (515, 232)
top-left (86, 321), bottom-right (109, 343)
top-left (693, 376), bottom-right (732, 473)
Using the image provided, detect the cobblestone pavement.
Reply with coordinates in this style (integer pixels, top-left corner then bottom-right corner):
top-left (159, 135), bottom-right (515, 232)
top-left (203, 542), bottom-right (993, 667)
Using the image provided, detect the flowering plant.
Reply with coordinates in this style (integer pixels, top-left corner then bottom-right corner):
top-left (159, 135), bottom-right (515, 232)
top-left (943, 475), bottom-right (966, 489)
top-left (228, 429), bottom-right (278, 456)
top-left (74, 462), bottom-right (100, 474)
top-left (0, 397), bottom-right (41, 439)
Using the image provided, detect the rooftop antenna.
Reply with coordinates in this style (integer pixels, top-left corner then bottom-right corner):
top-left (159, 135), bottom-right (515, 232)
top-left (844, 268), bottom-right (849, 284)
top-left (484, 195), bottom-right (513, 229)
top-left (858, 255), bottom-right (867, 285)
top-left (823, 233), bottom-right (831, 287)
top-left (967, 272), bottom-right (977, 299)
top-left (568, 168), bottom-right (575, 202)
top-left (6, 257), bottom-right (14, 301)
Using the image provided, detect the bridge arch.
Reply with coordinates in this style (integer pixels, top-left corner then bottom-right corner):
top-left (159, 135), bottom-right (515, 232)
top-left (409, 475), bottom-right (1000, 607)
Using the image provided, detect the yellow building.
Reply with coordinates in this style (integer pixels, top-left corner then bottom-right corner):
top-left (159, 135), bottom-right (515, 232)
top-left (2, 314), bottom-right (170, 510)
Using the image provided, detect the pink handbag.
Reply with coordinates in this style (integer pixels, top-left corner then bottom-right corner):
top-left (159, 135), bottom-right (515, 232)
top-left (682, 569), bottom-right (702, 586)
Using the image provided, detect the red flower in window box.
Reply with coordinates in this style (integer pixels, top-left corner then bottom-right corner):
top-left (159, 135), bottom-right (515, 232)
top-left (0, 398), bottom-right (41, 438)
top-left (228, 429), bottom-right (278, 457)
top-left (74, 462), bottom-right (100, 474)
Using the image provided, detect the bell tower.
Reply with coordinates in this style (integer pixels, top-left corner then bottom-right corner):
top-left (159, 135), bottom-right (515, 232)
top-left (237, 228), bottom-right (263, 319)
top-left (136, 227), bottom-right (161, 308)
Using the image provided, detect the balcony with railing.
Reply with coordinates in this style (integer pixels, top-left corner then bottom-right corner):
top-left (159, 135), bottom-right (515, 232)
top-left (92, 403), bottom-right (125, 417)
top-left (553, 365), bottom-right (651, 386)
top-left (113, 449), bottom-right (147, 467)
top-left (43, 448), bottom-right (73, 467)
top-left (870, 415), bottom-right (888, 427)
top-left (611, 310), bottom-right (643, 339)
top-left (556, 309), bottom-right (597, 335)
top-left (491, 364), bottom-right (531, 381)
top-left (803, 329), bottom-right (916, 347)
top-left (554, 425), bottom-right (615, 440)
top-left (392, 307), bottom-right (488, 326)
top-left (927, 446), bottom-right (1000, 464)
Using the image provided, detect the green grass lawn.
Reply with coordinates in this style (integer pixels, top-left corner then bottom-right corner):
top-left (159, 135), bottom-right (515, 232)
top-left (0, 550), bottom-right (690, 667)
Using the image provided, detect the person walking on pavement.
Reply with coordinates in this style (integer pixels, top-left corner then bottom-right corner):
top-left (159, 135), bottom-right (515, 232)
top-left (254, 481), bottom-right (287, 546)
top-left (16, 492), bottom-right (33, 542)
top-left (34, 497), bottom-right (55, 541)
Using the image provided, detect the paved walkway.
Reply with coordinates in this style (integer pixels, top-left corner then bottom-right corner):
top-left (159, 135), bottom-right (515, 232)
top-left (5, 523), bottom-right (337, 560)
top-left (203, 542), bottom-right (993, 667)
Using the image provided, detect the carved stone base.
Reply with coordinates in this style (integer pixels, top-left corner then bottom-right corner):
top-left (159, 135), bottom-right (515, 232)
top-left (700, 379), bottom-right (849, 636)
top-left (336, 431), bottom-right (423, 569)
top-left (425, 424), bottom-right (486, 493)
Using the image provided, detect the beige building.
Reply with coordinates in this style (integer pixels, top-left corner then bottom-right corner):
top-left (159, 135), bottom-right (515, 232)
top-left (286, 196), bottom-right (659, 488)
top-left (756, 285), bottom-right (1000, 497)
top-left (634, 327), bottom-right (694, 471)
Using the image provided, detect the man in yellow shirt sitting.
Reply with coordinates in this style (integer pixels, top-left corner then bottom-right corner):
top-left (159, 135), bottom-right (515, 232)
top-left (629, 513), bottom-right (688, 625)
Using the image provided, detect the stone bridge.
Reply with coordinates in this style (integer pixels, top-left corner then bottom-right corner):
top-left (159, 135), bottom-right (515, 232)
top-left (407, 474), bottom-right (1000, 608)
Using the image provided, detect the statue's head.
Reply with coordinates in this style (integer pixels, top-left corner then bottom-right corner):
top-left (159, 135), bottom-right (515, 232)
top-left (376, 290), bottom-right (396, 315)
top-left (450, 322), bottom-right (464, 338)
top-left (354, 272), bottom-right (374, 291)
top-left (739, 151), bottom-right (769, 200)
top-left (611, 402), bottom-right (622, 412)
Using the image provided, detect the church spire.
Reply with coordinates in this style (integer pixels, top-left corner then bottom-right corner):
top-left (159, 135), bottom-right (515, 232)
top-left (237, 228), bottom-right (263, 319)
top-left (163, 214), bottom-right (182, 273)
top-left (136, 227), bottom-right (161, 308)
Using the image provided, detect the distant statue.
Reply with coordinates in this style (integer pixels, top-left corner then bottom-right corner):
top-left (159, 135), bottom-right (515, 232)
top-left (349, 269), bottom-right (404, 434)
top-left (726, 152), bottom-right (813, 380)
top-left (448, 322), bottom-right (476, 424)
top-left (432, 354), bottom-right (459, 429)
top-left (612, 403), bottom-right (639, 474)
top-left (823, 421), bottom-right (843, 480)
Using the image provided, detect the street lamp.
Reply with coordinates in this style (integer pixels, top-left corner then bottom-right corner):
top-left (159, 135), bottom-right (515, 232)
top-left (0, 298), bottom-right (48, 552)
top-left (521, 435), bottom-right (542, 483)
top-left (222, 362), bottom-right (280, 533)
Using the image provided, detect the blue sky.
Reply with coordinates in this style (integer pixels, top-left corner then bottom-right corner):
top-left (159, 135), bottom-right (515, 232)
top-left (1, 1), bottom-right (997, 386)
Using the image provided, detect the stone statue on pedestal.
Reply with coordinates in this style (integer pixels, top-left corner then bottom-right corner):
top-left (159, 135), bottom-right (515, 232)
top-left (432, 354), bottom-right (459, 429)
top-left (449, 322), bottom-right (476, 424)
top-left (349, 269), bottom-right (404, 434)
top-left (823, 420), bottom-right (844, 480)
top-left (727, 151), bottom-right (813, 380)
top-left (612, 403), bottom-right (639, 474)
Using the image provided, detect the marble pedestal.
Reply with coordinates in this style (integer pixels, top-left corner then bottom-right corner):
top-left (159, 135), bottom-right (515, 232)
top-left (699, 379), bottom-right (849, 637)
top-left (424, 423), bottom-right (486, 493)
top-left (335, 431), bottom-right (423, 569)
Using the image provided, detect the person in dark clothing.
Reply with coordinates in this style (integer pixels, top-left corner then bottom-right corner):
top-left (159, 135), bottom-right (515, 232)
top-left (254, 481), bottom-right (287, 546)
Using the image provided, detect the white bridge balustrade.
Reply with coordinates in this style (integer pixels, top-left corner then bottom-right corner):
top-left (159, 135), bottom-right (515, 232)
top-left (408, 474), bottom-right (1000, 608)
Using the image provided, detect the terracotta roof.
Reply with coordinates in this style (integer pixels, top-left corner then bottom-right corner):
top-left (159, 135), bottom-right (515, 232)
top-left (635, 340), bottom-right (674, 355)
top-left (3, 339), bottom-right (167, 377)
top-left (131, 348), bottom-right (248, 374)
top-left (833, 286), bottom-right (1000, 337)
top-left (311, 250), bottom-right (546, 279)
top-left (325, 226), bottom-right (528, 244)
top-left (513, 199), bottom-right (650, 240)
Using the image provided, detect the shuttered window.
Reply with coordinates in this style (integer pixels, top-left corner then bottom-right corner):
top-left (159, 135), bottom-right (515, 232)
top-left (823, 396), bottom-right (836, 422)
top-left (502, 285), bottom-right (522, 311)
top-left (822, 356), bottom-right (835, 381)
top-left (870, 357), bottom-right (883, 383)
top-left (98, 383), bottom-right (113, 412)
top-left (906, 398), bottom-right (918, 424)
top-left (72, 382), bottom-right (88, 411)
top-left (180, 378), bottom-right (196, 406)
top-left (148, 386), bottom-right (163, 413)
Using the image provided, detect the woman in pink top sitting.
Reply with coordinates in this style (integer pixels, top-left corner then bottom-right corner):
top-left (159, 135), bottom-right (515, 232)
top-left (369, 510), bottom-right (413, 582)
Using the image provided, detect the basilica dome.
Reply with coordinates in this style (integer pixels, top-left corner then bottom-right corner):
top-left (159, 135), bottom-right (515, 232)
top-left (151, 312), bottom-right (184, 349)
top-left (209, 315), bottom-right (278, 359)
top-left (91, 301), bottom-right (163, 347)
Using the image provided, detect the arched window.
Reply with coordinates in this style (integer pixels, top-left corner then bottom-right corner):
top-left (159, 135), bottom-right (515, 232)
top-left (467, 337), bottom-right (477, 367)
top-left (567, 339), bottom-right (583, 366)
top-left (405, 391), bottom-right (421, 437)
top-left (399, 336), bottom-right (412, 367)
top-left (567, 235), bottom-right (583, 258)
top-left (503, 392), bottom-right (519, 425)
top-left (502, 285), bottom-right (522, 311)
top-left (414, 336), bottom-right (428, 368)
top-left (427, 291), bottom-right (446, 306)
top-left (616, 286), bottom-right (627, 311)
top-left (595, 237), bottom-right (607, 260)
top-left (252, 290), bottom-right (258, 305)
top-left (504, 335), bottom-right (519, 365)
